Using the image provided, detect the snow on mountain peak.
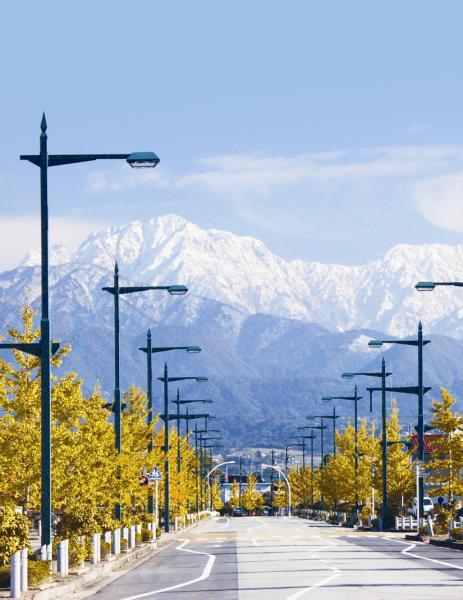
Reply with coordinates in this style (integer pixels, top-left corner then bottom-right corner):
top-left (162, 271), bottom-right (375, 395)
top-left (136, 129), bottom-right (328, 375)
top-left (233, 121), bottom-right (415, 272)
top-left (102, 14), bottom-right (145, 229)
top-left (21, 242), bottom-right (72, 267)
top-left (7, 214), bottom-right (463, 338)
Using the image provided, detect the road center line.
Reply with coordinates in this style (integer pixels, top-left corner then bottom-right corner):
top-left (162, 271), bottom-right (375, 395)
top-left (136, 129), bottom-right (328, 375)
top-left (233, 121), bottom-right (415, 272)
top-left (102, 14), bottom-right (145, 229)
top-left (119, 538), bottom-right (216, 599)
top-left (285, 570), bottom-right (342, 599)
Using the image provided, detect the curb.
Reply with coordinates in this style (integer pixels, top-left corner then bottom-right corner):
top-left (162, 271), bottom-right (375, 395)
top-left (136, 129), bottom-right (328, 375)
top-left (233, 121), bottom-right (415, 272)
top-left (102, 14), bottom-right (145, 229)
top-left (25, 520), bottom-right (206, 600)
top-left (430, 538), bottom-right (463, 551)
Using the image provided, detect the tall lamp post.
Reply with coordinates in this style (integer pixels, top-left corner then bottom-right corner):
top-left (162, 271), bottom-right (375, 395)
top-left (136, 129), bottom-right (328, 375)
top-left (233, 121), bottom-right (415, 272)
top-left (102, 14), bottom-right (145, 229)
top-left (139, 332), bottom-right (201, 512)
top-left (171, 394), bottom-right (213, 470)
top-left (368, 323), bottom-right (431, 526)
top-left (0, 116), bottom-right (160, 555)
top-left (342, 360), bottom-right (391, 528)
top-left (262, 464), bottom-right (292, 517)
top-left (307, 407), bottom-right (341, 509)
top-left (322, 387), bottom-right (362, 510)
top-left (158, 366), bottom-right (208, 531)
top-left (103, 269), bottom-right (187, 522)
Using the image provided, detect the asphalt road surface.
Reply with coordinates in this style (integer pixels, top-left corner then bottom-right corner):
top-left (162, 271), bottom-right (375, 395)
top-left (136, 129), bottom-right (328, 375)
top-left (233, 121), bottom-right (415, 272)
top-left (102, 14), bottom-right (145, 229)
top-left (88, 516), bottom-right (463, 599)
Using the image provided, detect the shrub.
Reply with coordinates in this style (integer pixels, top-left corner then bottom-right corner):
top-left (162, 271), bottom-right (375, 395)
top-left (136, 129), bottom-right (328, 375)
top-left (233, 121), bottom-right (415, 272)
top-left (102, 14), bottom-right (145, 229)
top-left (0, 505), bottom-right (30, 566)
top-left (100, 541), bottom-right (111, 560)
top-left (156, 527), bottom-right (161, 539)
top-left (28, 560), bottom-right (52, 587)
top-left (0, 565), bottom-right (9, 587)
top-left (434, 510), bottom-right (450, 535)
top-left (135, 533), bottom-right (142, 545)
top-left (451, 527), bottom-right (463, 541)
top-left (69, 536), bottom-right (87, 568)
top-left (418, 525), bottom-right (430, 536)
top-left (121, 538), bottom-right (128, 552)
top-left (141, 528), bottom-right (151, 542)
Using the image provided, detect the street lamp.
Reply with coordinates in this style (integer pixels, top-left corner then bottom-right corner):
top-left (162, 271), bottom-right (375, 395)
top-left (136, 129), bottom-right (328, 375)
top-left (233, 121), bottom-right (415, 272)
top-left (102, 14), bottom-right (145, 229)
top-left (103, 270), bottom-right (187, 522)
top-left (300, 423), bottom-right (327, 508)
top-left (0, 116), bottom-right (160, 556)
top-left (415, 281), bottom-right (463, 291)
top-left (206, 461), bottom-right (235, 511)
top-left (157, 366), bottom-right (208, 532)
top-left (170, 391), bottom-right (212, 473)
top-left (368, 323), bottom-right (431, 525)
top-left (308, 406), bottom-right (341, 510)
top-left (262, 464), bottom-right (292, 517)
top-left (322, 387), bottom-right (362, 510)
top-left (139, 331), bottom-right (201, 511)
top-left (342, 360), bottom-right (391, 528)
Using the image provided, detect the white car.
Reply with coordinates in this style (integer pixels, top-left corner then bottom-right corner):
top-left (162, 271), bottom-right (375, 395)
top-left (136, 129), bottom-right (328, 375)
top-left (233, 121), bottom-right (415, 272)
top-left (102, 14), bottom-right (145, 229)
top-left (408, 496), bottom-right (434, 517)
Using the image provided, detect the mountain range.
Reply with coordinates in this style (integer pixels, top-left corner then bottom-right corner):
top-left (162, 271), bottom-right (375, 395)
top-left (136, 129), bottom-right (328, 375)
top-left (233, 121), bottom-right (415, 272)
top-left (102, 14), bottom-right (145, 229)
top-left (1, 214), bottom-right (463, 447)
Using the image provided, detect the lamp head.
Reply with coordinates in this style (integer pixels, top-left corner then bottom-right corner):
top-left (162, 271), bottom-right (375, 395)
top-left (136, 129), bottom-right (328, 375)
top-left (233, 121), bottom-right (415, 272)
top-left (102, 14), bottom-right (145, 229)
top-left (368, 340), bottom-right (383, 348)
top-left (186, 346), bottom-right (201, 353)
top-left (321, 396), bottom-right (332, 402)
top-left (126, 152), bottom-right (160, 168)
top-left (342, 372), bottom-right (354, 379)
top-left (168, 285), bottom-right (188, 296)
top-left (415, 281), bottom-right (436, 292)
top-left (195, 376), bottom-right (208, 382)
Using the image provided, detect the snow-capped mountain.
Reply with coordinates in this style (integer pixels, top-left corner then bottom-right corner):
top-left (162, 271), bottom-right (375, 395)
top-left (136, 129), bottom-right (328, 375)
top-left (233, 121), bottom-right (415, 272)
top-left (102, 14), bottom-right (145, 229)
top-left (1, 213), bottom-right (463, 446)
top-left (6, 213), bottom-right (463, 338)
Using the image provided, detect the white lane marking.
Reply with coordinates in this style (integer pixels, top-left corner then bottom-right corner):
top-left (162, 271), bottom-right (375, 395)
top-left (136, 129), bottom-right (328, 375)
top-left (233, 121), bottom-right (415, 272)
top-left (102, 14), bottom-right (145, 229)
top-left (386, 537), bottom-right (463, 571)
top-left (285, 570), bottom-right (342, 599)
top-left (314, 535), bottom-right (337, 546)
top-left (119, 538), bottom-right (216, 599)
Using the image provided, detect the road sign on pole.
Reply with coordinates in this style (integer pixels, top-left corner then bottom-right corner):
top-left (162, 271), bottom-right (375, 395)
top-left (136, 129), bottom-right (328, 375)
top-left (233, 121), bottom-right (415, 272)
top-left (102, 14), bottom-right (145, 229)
top-left (149, 466), bottom-right (162, 481)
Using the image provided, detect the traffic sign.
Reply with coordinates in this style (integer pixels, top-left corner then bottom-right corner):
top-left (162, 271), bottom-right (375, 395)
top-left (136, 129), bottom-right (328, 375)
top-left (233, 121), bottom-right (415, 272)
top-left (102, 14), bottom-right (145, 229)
top-left (139, 474), bottom-right (149, 487)
top-left (148, 466), bottom-right (162, 481)
top-left (438, 497), bottom-right (444, 505)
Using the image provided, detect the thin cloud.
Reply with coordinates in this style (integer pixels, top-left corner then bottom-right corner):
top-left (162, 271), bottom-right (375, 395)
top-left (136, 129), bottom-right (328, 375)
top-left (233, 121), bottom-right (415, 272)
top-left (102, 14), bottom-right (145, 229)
top-left (415, 173), bottom-right (463, 233)
top-left (85, 145), bottom-right (463, 198)
top-left (0, 216), bottom-right (99, 271)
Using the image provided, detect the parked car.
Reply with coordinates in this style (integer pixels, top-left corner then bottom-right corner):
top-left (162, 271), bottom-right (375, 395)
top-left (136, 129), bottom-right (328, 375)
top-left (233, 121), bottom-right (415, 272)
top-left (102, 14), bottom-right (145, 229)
top-left (232, 508), bottom-right (245, 517)
top-left (408, 496), bottom-right (434, 517)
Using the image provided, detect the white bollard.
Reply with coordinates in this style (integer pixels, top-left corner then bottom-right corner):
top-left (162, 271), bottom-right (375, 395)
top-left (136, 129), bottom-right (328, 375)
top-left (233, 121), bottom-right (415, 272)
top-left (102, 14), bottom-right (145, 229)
top-left (10, 550), bottom-right (21, 599)
top-left (129, 526), bottom-right (135, 549)
top-left (136, 524), bottom-right (142, 535)
top-left (122, 527), bottom-right (129, 540)
top-left (92, 533), bottom-right (100, 564)
top-left (427, 515), bottom-right (434, 537)
top-left (57, 539), bottom-right (69, 577)
top-left (20, 548), bottom-right (28, 592)
top-left (40, 544), bottom-right (47, 561)
top-left (112, 528), bottom-right (121, 555)
top-left (104, 530), bottom-right (111, 556)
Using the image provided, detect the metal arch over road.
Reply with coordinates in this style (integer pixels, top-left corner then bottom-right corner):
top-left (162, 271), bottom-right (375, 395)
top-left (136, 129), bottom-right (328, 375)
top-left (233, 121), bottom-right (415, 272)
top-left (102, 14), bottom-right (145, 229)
top-left (86, 515), bottom-right (463, 599)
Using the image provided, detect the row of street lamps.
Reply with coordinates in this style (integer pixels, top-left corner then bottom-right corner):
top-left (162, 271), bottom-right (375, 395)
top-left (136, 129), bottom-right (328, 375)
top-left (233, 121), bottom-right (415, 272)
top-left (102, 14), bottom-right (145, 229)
top-left (0, 117), bottom-right (222, 554)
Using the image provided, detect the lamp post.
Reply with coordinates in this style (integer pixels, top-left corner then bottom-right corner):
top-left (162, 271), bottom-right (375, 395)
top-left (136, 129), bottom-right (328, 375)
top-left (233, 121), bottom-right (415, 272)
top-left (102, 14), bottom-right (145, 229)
top-left (171, 393), bottom-right (213, 472)
top-left (342, 360), bottom-right (391, 528)
top-left (206, 461), bottom-right (235, 511)
top-left (262, 464), bottom-right (292, 517)
top-left (171, 397), bottom-right (213, 437)
top-left (368, 323), bottom-right (431, 526)
top-left (322, 387), bottom-right (362, 510)
top-left (103, 271), bottom-right (187, 522)
top-left (157, 366), bottom-right (208, 532)
top-left (307, 407), bottom-right (341, 509)
top-left (139, 333), bottom-right (201, 511)
top-left (0, 116), bottom-right (159, 555)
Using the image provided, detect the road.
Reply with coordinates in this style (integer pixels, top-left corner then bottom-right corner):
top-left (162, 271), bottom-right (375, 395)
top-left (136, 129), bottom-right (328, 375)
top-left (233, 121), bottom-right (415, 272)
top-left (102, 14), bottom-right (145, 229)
top-left (87, 516), bottom-right (463, 599)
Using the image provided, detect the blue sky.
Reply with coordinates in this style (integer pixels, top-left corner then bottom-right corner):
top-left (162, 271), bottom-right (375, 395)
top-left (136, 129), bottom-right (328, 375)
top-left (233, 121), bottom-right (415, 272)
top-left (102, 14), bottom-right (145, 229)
top-left (2, 0), bottom-right (463, 268)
